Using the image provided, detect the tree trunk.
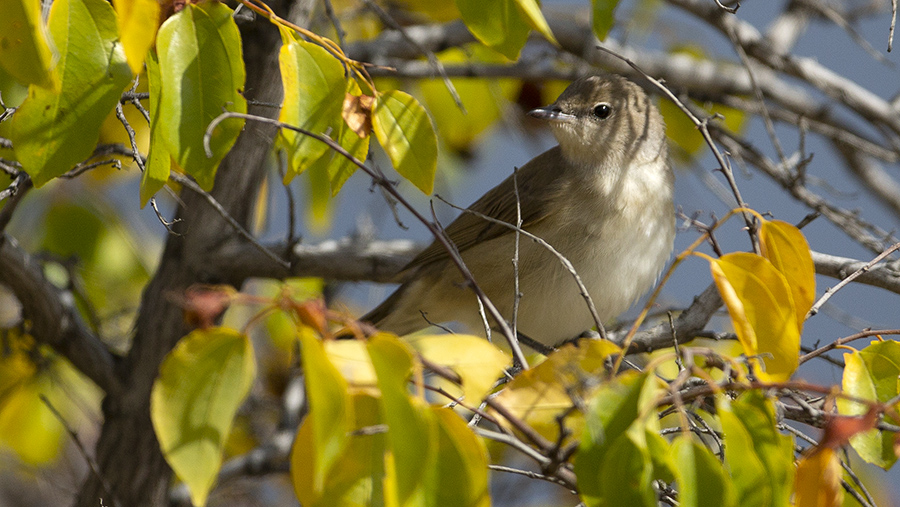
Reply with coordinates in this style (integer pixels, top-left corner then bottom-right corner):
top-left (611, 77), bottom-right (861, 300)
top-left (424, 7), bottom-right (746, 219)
top-left (74, 6), bottom-right (287, 505)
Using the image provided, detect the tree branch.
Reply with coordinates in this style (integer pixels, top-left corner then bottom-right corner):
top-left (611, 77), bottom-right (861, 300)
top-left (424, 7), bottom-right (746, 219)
top-left (0, 234), bottom-right (121, 395)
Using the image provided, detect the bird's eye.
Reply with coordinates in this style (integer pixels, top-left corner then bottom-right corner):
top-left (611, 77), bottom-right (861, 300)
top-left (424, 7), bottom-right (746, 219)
top-left (592, 103), bottom-right (612, 119)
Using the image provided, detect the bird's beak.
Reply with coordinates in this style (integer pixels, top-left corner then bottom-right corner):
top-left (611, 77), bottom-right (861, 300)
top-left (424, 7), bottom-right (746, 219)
top-left (528, 105), bottom-right (577, 123)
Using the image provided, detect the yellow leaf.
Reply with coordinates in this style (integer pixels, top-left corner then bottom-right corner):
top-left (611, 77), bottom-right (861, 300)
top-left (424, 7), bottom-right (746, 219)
top-left (372, 89), bottom-right (438, 194)
top-left (794, 448), bottom-right (842, 507)
top-left (431, 407), bottom-right (491, 507)
top-left (151, 328), bottom-right (256, 507)
top-left (759, 220), bottom-right (816, 326)
top-left (410, 334), bottom-right (510, 404)
top-left (492, 340), bottom-right (620, 442)
top-left (324, 339), bottom-right (379, 394)
top-left (367, 333), bottom-right (437, 506)
top-left (112, 0), bottom-right (160, 74)
top-left (710, 253), bottom-right (800, 381)
top-left (513, 0), bottom-right (557, 45)
top-left (291, 393), bottom-right (388, 506)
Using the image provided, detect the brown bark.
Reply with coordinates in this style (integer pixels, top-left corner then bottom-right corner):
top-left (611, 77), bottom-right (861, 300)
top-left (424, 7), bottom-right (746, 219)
top-left (73, 7), bottom-right (286, 506)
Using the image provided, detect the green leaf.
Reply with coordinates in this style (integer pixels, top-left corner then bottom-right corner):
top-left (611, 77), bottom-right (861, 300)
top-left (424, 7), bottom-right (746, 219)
top-left (372, 89), bottom-right (437, 194)
top-left (710, 252), bottom-right (800, 381)
top-left (672, 435), bottom-right (736, 507)
top-left (454, 0), bottom-right (531, 60)
top-left (278, 30), bottom-right (347, 178)
top-left (8, 0), bottom-right (132, 187)
top-left (598, 426), bottom-right (656, 507)
top-left (156, 1), bottom-right (246, 191)
top-left (431, 407), bottom-right (491, 507)
top-left (839, 341), bottom-right (900, 469)
top-left (591, 0), bottom-right (620, 41)
top-left (719, 391), bottom-right (794, 507)
top-left (151, 327), bottom-right (256, 507)
top-left (760, 220), bottom-right (816, 327)
top-left (297, 332), bottom-right (354, 493)
top-left (140, 49), bottom-right (170, 206)
top-left (0, 0), bottom-right (58, 91)
top-left (367, 333), bottom-right (436, 506)
top-left (575, 371), bottom-right (659, 505)
top-left (112, 0), bottom-right (160, 74)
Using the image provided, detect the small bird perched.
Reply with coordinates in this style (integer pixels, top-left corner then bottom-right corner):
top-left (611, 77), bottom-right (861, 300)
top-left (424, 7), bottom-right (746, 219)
top-left (363, 74), bottom-right (675, 347)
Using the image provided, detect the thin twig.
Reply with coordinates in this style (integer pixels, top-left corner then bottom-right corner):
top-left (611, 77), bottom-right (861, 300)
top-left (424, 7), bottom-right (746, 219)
top-left (39, 394), bottom-right (120, 507)
top-left (799, 329), bottom-right (900, 364)
top-left (360, 0), bottom-right (465, 112)
top-left (807, 242), bottom-right (900, 318)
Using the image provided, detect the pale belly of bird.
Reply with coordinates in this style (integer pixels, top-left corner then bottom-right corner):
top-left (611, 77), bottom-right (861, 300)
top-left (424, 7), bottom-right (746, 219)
top-left (422, 208), bottom-right (674, 346)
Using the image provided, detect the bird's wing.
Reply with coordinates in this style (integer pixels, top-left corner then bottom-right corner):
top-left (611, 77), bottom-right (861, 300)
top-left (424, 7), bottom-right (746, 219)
top-left (402, 146), bottom-right (566, 271)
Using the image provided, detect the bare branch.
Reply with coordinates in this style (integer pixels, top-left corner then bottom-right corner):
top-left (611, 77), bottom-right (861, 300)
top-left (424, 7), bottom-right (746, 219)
top-left (0, 234), bottom-right (121, 395)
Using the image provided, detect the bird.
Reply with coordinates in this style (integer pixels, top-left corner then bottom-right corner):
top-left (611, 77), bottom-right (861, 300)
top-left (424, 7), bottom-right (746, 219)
top-left (362, 74), bottom-right (675, 348)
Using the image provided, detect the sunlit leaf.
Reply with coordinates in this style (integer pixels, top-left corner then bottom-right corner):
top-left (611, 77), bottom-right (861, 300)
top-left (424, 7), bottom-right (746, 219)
top-left (297, 333), bottom-right (354, 493)
top-left (759, 220), bottom-right (816, 326)
top-left (151, 328), bottom-right (255, 507)
top-left (672, 435), bottom-right (735, 507)
top-left (493, 340), bottom-right (620, 442)
top-left (710, 252), bottom-right (799, 381)
top-left (291, 393), bottom-right (387, 507)
top-left (718, 391), bottom-right (794, 507)
top-left (0, 0), bottom-right (58, 91)
top-left (839, 341), bottom-right (900, 469)
top-left (591, 0), bottom-right (620, 40)
top-left (410, 334), bottom-right (510, 404)
top-left (794, 448), bottom-right (842, 507)
top-left (323, 339), bottom-right (379, 394)
top-left (278, 29), bottom-right (346, 178)
top-left (140, 49), bottom-right (170, 206)
top-left (372, 89), bottom-right (437, 194)
top-left (156, 0), bottom-right (246, 191)
top-left (454, 0), bottom-right (531, 60)
top-left (512, 0), bottom-right (557, 45)
top-left (367, 333), bottom-right (436, 506)
top-left (112, 0), bottom-right (160, 74)
top-left (9, 0), bottom-right (132, 187)
top-left (432, 407), bottom-right (491, 507)
top-left (575, 371), bottom-right (660, 506)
